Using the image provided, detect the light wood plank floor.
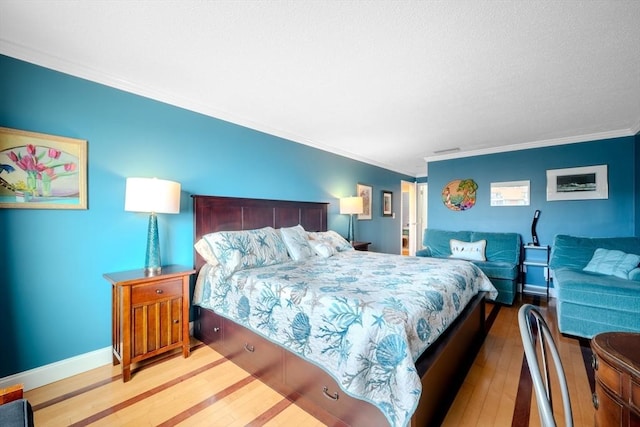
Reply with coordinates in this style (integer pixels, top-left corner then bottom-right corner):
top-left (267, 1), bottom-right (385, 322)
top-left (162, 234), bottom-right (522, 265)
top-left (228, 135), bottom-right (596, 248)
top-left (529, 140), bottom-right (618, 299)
top-left (25, 294), bottom-right (594, 426)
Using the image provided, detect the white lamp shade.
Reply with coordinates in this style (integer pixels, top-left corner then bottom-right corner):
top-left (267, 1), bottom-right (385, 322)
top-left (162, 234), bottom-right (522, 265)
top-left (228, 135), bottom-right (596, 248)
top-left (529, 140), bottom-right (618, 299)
top-left (340, 196), bottom-right (364, 215)
top-left (124, 177), bottom-right (181, 214)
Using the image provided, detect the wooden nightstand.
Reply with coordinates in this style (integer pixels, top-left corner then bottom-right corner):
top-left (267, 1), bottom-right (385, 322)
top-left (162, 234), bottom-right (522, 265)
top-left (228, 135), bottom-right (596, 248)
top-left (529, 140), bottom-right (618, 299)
top-left (103, 265), bottom-right (195, 382)
top-left (352, 241), bottom-right (371, 251)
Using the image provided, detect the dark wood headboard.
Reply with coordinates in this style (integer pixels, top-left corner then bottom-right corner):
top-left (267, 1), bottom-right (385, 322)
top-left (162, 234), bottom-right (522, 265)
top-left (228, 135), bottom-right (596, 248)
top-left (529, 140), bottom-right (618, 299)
top-left (192, 195), bottom-right (329, 270)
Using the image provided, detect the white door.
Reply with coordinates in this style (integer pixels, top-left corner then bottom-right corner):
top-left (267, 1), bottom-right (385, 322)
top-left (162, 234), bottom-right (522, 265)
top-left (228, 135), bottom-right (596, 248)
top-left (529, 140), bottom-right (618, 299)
top-left (400, 181), bottom-right (417, 256)
top-left (417, 183), bottom-right (428, 251)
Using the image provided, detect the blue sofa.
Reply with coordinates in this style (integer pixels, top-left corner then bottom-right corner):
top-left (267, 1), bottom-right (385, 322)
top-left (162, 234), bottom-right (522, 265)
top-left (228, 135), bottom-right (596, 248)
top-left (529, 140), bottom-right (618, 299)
top-left (549, 234), bottom-right (640, 339)
top-left (416, 229), bottom-right (521, 305)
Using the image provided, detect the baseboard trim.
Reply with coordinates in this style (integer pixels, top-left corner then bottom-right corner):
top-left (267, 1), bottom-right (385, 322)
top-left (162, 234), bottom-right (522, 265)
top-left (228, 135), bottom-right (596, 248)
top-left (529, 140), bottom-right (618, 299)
top-left (0, 346), bottom-right (113, 392)
top-left (1, 322), bottom-right (196, 392)
top-left (522, 284), bottom-right (557, 299)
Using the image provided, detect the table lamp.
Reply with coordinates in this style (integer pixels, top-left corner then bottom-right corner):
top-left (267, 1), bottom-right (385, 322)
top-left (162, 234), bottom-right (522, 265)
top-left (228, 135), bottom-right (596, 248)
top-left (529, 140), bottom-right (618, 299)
top-left (340, 196), bottom-right (363, 243)
top-left (124, 177), bottom-right (181, 276)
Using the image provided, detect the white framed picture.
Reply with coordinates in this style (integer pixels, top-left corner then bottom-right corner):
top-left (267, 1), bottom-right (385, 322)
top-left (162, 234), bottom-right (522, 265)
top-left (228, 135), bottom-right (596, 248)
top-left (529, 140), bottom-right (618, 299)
top-left (546, 165), bottom-right (608, 201)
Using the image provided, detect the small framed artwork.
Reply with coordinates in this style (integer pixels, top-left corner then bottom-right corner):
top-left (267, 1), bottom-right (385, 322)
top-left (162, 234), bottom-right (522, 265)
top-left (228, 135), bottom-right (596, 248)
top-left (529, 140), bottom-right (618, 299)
top-left (382, 190), bottom-right (392, 217)
top-left (0, 127), bottom-right (87, 209)
top-left (442, 178), bottom-right (477, 211)
top-left (490, 180), bottom-right (530, 206)
top-left (356, 183), bottom-right (372, 220)
top-left (546, 165), bottom-right (608, 201)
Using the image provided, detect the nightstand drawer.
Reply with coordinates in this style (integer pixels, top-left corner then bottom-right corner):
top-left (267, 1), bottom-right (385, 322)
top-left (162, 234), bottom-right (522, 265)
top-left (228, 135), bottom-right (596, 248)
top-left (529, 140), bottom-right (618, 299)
top-left (132, 279), bottom-right (182, 304)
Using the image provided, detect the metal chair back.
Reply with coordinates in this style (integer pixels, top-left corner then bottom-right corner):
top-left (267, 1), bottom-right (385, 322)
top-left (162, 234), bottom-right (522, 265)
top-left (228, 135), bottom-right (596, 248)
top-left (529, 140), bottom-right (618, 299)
top-left (518, 304), bottom-right (573, 427)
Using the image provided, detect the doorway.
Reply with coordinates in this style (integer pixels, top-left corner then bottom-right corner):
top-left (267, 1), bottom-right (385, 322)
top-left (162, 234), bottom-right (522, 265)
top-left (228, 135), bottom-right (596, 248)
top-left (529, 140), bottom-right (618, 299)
top-left (400, 181), bottom-right (416, 255)
top-left (400, 181), bottom-right (428, 256)
top-left (417, 183), bottom-right (427, 252)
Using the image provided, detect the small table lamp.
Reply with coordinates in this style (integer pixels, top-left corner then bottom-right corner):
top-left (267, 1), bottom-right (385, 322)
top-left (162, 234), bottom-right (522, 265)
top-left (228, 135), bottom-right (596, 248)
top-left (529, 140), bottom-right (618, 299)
top-left (125, 177), bottom-right (181, 276)
top-left (340, 196), bottom-right (363, 243)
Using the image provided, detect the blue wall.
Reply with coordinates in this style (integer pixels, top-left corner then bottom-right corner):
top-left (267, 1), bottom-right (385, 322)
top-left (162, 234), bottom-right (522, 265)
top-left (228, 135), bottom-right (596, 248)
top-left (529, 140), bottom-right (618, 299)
top-left (0, 55), bottom-right (411, 377)
top-left (636, 132), bottom-right (640, 235)
top-left (427, 137), bottom-right (638, 245)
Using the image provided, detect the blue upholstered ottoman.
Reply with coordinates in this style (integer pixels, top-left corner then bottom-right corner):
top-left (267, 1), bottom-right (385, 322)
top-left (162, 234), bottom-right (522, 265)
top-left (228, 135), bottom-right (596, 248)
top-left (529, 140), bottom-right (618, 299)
top-left (0, 399), bottom-right (34, 427)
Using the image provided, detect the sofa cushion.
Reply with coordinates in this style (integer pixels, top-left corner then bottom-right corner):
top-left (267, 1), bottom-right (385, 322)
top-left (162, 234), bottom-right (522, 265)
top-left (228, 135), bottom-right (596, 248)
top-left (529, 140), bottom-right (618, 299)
top-left (557, 300), bottom-right (640, 339)
top-left (550, 234), bottom-right (640, 270)
top-left (471, 231), bottom-right (521, 264)
top-left (629, 268), bottom-right (640, 281)
top-left (472, 260), bottom-right (520, 281)
top-left (488, 277), bottom-right (518, 305)
top-left (554, 268), bottom-right (640, 312)
top-left (423, 229), bottom-right (471, 258)
top-left (449, 239), bottom-right (486, 261)
top-left (583, 248), bottom-right (640, 279)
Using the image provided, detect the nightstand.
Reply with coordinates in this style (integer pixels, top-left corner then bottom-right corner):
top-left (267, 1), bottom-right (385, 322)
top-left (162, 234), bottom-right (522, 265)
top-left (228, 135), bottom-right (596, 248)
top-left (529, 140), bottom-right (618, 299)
top-left (352, 241), bottom-right (371, 251)
top-left (103, 265), bottom-right (195, 382)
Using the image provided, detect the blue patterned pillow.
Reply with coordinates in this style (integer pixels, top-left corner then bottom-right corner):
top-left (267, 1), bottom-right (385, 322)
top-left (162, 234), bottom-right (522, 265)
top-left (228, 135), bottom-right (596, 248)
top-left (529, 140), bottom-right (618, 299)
top-left (307, 230), bottom-right (353, 252)
top-left (583, 248), bottom-right (640, 279)
top-left (280, 225), bottom-right (314, 261)
top-left (202, 227), bottom-right (289, 277)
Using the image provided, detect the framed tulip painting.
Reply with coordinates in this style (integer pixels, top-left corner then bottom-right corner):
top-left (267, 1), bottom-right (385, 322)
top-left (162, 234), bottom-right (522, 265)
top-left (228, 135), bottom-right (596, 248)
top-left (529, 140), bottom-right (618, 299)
top-left (0, 127), bottom-right (87, 209)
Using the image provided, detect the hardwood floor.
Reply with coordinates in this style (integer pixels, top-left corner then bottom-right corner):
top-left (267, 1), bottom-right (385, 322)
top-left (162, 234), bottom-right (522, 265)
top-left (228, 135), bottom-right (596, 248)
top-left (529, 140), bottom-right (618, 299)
top-left (25, 294), bottom-right (594, 426)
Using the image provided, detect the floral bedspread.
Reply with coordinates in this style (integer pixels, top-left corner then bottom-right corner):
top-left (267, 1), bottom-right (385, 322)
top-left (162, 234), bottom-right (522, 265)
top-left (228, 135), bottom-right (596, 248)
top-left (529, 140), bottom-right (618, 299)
top-left (194, 251), bottom-right (496, 427)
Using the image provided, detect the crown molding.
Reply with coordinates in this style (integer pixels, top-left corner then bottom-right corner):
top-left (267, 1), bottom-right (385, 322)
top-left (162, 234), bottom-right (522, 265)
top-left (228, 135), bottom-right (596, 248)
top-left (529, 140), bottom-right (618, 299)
top-left (0, 42), bottom-right (416, 177)
top-left (424, 128), bottom-right (637, 164)
top-left (2, 41), bottom-right (637, 177)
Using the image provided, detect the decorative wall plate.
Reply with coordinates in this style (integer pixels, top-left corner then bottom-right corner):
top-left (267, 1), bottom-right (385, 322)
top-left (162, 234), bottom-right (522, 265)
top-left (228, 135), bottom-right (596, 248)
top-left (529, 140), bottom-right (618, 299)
top-left (442, 179), bottom-right (477, 211)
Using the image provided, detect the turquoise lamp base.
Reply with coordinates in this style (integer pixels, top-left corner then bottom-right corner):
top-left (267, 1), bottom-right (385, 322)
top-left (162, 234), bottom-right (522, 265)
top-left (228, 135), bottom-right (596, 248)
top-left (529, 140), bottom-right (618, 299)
top-left (348, 213), bottom-right (356, 243)
top-left (144, 212), bottom-right (162, 276)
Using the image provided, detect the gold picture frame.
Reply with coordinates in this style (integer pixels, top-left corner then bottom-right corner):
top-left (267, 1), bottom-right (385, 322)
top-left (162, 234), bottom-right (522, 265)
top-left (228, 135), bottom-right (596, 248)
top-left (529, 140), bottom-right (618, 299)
top-left (0, 127), bottom-right (87, 209)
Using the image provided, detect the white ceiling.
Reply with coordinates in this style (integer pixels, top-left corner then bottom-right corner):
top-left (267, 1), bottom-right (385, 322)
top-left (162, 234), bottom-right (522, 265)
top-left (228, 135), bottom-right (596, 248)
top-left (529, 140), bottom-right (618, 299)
top-left (1, 1), bottom-right (639, 177)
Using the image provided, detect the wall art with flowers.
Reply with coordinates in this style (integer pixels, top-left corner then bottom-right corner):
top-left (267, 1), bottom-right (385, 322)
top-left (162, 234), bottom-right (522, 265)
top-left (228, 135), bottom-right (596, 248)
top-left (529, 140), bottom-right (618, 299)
top-left (0, 127), bottom-right (87, 209)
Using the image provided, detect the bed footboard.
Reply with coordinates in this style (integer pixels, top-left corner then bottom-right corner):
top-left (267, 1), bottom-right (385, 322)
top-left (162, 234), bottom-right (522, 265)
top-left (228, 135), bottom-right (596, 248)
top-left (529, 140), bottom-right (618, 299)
top-left (195, 292), bottom-right (487, 426)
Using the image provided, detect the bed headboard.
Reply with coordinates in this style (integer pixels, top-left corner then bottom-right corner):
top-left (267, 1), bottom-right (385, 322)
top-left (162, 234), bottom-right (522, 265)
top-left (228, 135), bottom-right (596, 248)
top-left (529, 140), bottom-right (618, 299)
top-left (192, 195), bottom-right (329, 270)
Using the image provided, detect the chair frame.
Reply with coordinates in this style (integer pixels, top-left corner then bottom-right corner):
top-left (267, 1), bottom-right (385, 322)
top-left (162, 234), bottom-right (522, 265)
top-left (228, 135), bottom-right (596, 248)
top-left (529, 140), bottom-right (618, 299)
top-left (518, 304), bottom-right (573, 427)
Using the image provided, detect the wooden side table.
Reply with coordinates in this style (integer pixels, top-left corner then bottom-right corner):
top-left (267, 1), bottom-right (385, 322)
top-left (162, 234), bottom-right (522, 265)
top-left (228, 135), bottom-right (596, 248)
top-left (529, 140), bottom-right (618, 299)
top-left (352, 241), bottom-right (371, 251)
top-left (591, 332), bottom-right (640, 426)
top-left (103, 265), bottom-right (195, 382)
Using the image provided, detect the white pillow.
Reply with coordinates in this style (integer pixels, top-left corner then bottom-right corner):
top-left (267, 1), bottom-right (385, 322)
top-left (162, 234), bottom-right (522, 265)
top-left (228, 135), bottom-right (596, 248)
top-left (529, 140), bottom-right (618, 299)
top-left (194, 238), bottom-right (219, 266)
top-left (449, 239), bottom-right (487, 262)
top-left (307, 230), bottom-right (353, 252)
top-left (309, 240), bottom-right (337, 258)
top-left (280, 225), bottom-right (315, 261)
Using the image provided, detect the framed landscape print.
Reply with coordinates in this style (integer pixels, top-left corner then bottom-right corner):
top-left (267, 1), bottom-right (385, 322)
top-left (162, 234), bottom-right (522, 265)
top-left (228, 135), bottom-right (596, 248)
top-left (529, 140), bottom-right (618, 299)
top-left (0, 127), bottom-right (87, 209)
top-left (357, 183), bottom-right (372, 220)
top-left (546, 165), bottom-right (608, 201)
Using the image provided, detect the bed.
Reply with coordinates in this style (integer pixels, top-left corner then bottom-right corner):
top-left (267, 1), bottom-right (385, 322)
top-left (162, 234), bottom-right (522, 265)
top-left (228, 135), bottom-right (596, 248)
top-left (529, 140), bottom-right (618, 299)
top-left (192, 195), bottom-right (495, 426)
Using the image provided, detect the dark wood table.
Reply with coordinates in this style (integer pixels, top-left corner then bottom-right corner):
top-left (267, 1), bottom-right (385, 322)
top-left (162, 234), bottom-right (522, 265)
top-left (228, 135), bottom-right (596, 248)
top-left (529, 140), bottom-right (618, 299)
top-left (351, 241), bottom-right (371, 251)
top-left (591, 332), bottom-right (640, 426)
